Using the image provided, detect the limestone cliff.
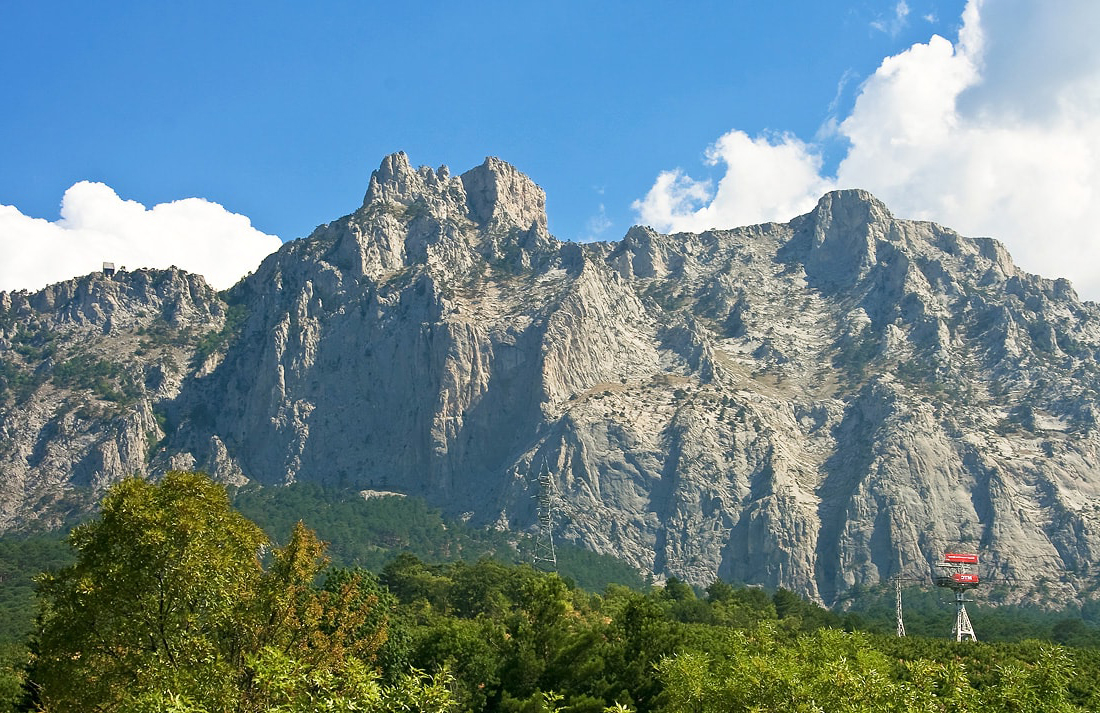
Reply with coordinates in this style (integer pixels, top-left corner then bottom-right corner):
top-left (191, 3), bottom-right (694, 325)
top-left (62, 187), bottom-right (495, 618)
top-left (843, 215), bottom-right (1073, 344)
top-left (0, 268), bottom-right (226, 528)
top-left (4, 153), bottom-right (1100, 605)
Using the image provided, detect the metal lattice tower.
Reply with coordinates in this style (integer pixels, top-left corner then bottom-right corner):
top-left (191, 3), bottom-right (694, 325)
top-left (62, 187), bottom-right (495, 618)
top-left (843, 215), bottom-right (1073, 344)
top-left (894, 549), bottom-right (906, 637)
top-left (952, 591), bottom-right (977, 642)
top-left (895, 573), bottom-right (906, 638)
top-left (533, 463), bottom-right (557, 571)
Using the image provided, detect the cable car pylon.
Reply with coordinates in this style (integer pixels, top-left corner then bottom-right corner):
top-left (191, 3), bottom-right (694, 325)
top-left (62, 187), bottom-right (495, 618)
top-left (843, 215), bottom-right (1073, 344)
top-left (533, 461), bottom-right (557, 572)
top-left (935, 551), bottom-right (980, 641)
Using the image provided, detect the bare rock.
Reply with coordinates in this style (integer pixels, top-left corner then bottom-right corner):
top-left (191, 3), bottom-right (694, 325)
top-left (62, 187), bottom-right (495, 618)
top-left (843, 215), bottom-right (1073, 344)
top-left (7, 155), bottom-right (1100, 608)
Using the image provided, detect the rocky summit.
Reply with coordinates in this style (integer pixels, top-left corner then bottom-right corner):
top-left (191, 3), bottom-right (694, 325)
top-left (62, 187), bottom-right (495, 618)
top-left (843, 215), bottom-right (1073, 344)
top-left (4, 152), bottom-right (1100, 605)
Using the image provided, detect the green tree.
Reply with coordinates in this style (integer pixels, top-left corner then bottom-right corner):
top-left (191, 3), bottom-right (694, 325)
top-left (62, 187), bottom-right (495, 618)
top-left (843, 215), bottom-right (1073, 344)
top-left (28, 473), bottom-right (407, 713)
top-left (33, 472), bottom-right (268, 711)
top-left (0, 644), bottom-right (29, 712)
top-left (244, 647), bottom-right (455, 713)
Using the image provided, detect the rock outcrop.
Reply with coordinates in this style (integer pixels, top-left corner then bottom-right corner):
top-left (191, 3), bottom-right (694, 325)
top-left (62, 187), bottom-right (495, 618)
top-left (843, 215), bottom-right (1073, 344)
top-left (4, 154), bottom-right (1100, 605)
top-left (0, 268), bottom-right (226, 528)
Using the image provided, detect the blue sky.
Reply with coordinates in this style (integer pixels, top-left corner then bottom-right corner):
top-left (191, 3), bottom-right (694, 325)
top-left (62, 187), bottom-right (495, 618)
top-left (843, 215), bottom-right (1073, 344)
top-left (4, 1), bottom-right (1099, 298)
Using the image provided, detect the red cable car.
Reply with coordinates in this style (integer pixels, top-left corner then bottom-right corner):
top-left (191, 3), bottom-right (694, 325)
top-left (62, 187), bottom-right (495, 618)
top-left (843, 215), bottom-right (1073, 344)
top-left (944, 553), bottom-right (979, 564)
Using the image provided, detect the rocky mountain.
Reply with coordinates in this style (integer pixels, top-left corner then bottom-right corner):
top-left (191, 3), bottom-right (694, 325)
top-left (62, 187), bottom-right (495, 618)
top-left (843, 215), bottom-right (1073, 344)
top-left (4, 152), bottom-right (1100, 605)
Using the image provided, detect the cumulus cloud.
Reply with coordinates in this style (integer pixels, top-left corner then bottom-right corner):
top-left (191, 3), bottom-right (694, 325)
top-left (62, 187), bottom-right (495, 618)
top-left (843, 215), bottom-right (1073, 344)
top-left (0, 182), bottom-right (281, 292)
top-left (633, 130), bottom-right (835, 232)
top-left (635, 0), bottom-right (1100, 299)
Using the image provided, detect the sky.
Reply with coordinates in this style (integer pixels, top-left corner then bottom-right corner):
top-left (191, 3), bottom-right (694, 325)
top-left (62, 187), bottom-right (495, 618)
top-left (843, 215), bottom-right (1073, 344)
top-left (2, 1), bottom-right (1099, 299)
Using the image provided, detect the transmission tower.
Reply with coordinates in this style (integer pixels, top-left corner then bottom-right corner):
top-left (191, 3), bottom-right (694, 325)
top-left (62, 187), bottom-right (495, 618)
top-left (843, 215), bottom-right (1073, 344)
top-left (533, 462), bottom-right (557, 571)
top-left (895, 574), bottom-right (906, 638)
top-left (890, 548), bottom-right (906, 637)
top-left (951, 591), bottom-right (977, 642)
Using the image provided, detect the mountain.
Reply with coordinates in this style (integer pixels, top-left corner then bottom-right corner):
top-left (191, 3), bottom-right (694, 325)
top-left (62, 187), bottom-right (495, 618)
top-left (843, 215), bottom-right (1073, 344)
top-left (3, 152), bottom-right (1100, 604)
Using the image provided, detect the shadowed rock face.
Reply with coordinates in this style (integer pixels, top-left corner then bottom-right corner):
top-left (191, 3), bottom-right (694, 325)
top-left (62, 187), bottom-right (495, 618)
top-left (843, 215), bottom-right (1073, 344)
top-left (5, 153), bottom-right (1100, 604)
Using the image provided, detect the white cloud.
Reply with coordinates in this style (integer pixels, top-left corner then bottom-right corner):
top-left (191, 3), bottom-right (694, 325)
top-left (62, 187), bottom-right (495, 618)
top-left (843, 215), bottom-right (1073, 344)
top-left (633, 130), bottom-right (834, 232)
top-left (0, 182), bottom-right (282, 292)
top-left (635, 0), bottom-right (1100, 300)
top-left (871, 1), bottom-right (911, 37)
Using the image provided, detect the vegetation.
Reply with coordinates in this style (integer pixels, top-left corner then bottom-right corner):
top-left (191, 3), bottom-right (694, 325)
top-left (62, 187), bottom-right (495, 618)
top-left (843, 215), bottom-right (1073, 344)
top-left (0, 484), bottom-right (646, 682)
top-left (191, 301), bottom-right (249, 366)
top-left (840, 582), bottom-right (1100, 646)
top-left (51, 353), bottom-right (142, 404)
top-left (0, 323), bottom-right (55, 403)
top-left (232, 482), bottom-right (650, 592)
top-left (3, 475), bottom-right (1100, 711)
top-left (833, 327), bottom-right (878, 382)
top-left (0, 536), bottom-right (75, 647)
top-left (0, 360), bottom-right (41, 405)
top-left (23, 473), bottom-right (455, 713)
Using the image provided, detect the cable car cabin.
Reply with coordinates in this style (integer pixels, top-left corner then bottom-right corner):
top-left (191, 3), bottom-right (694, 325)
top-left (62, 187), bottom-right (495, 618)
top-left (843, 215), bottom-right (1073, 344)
top-left (944, 553), bottom-right (979, 564)
top-left (936, 572), bottom-right (980, 589)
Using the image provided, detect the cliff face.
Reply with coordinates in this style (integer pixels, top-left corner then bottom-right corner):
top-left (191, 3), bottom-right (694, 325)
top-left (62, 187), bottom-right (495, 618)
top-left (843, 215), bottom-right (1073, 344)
top-left (0, 268), bottom-right (226, 528)
top-left (5, 153), bottom-right (1100, 604)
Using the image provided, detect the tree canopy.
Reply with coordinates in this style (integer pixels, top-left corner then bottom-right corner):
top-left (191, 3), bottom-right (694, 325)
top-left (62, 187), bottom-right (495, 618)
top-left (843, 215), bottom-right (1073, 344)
top-left (28, 472), bottom-right (453, 713)
top-left (8, 472), bottom-right (1100, 713)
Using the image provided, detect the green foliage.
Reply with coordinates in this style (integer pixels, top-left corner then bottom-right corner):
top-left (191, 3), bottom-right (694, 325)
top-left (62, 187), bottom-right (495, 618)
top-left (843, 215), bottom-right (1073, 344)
top-left (550, 545), bottom-right (650, 593)
top-left (9, 322), bottom-right (56, 362)
top-left (232, 483), bottom-right (649, 592)
top-left (233, 484), bottom-right (515, 570)
top-left (834, 327), bottom-right (878, 381)
top-left (844, 582), bottom-right (1100, 646)
top-left (191, 302), bottom-right (249, 366)
top-left (51, 353), bottom-right (142, 403)
top-left (244, 647), bottom-right (456, 713)
top-left (0, 322), bottom-right (56, 402)
top-left (402, 198), bottom-right (430, 221)
top-left (0, 534), bottom-right (74, 647)
top-left (658, 625), bottom-right (1091, 713)
top-left (28, 473), bottom-right (405, 713)
top-left (0, 359), bottom-right (42, 404)
top-left (33, 473), bottom-right (270, 711)
top-left (9, 476), bottom-right (1100, 712)
top-left (0, 644), bottom-right (29, 713)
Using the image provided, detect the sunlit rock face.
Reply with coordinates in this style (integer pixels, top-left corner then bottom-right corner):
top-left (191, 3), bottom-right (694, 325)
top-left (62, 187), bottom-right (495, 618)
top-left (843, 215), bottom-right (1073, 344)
top-left (5, 153), bottom-right (1100, 605)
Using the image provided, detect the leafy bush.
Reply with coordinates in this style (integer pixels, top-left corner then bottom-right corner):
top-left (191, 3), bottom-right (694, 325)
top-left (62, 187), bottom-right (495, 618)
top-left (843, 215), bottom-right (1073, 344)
top-left (3, 477), bottom-right (1100, 712)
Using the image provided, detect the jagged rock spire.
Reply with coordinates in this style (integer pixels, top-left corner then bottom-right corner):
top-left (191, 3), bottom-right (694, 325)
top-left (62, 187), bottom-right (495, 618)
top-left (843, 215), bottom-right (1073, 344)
top-left (361, 152), bottom-right (548, 233)
top-left (362, 151), bottom-right (467, 214)
top-left (460, 156), bottom-right (548, 232)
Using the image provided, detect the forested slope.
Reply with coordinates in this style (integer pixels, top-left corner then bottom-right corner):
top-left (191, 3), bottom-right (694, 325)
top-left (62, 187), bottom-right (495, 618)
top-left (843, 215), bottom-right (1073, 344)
top-left (4, 474), bottom-right (1100, 712)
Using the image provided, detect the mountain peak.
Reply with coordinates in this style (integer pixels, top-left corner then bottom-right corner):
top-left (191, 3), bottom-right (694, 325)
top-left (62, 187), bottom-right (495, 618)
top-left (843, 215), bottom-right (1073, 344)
top-left (813, 188), bottom-right (893, 219)
top-left (360, 153), bottom-right (548, 234)
top-left (362, 151), bottom-right (461, 208)
top-left (796, 188), bottom-right (894, 287)
top-left (460, 156), bottom-right (547, 232)
top-left (362, 151), bottom-right (414, 205)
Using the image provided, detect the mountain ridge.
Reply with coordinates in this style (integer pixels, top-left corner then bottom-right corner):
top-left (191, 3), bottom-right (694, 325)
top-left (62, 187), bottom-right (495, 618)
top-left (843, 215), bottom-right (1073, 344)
top-left (3, 153), bottom-right (1100, 605)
